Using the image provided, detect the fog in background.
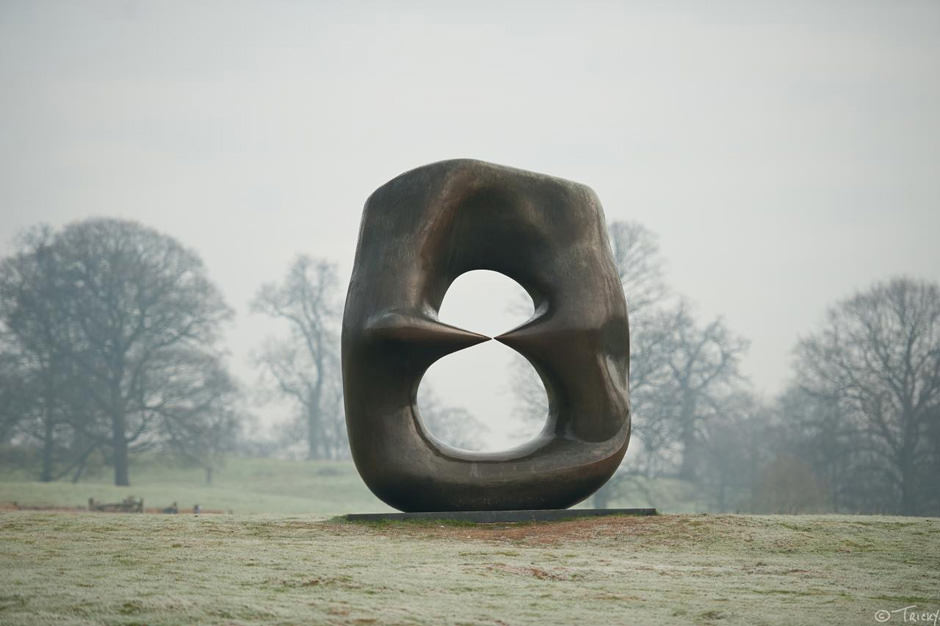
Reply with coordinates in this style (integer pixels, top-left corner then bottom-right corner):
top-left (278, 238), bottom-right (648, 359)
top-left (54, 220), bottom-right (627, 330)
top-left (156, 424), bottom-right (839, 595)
top-left (2, 1), bottom-right (938, 448)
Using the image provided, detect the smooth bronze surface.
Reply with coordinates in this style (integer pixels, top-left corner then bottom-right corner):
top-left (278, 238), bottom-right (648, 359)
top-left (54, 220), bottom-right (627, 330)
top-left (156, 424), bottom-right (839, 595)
top-left (342, 159), bottom-right (630, 512)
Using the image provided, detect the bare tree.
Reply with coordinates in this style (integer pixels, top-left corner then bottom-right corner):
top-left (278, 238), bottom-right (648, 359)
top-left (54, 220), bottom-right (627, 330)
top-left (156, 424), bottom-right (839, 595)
top-left (607, 221), bottom-right (668, 318)
top-left (512, 220), bottom-right (672, 443)
top-left (0, 348), bottom-right (35, 446)
top-left (658, 301), bottom-right (749, 480)
top-left (0, 227), bottom-right (93, 480)
top-left (695, 392), bottom-right (771, 512)
top-left (769, 386), bottom-right (865, 513)
top-left (926, 402), bottom-right (940, 511)
top-left (795, 277), bottom-right (940, 515)
top-left (417, 386), bottom-right (489, 451)
top-left (607, 221), bottom-right (682, 477)
top-left (608, 222), bottom-right (749, 483)
top-left (509, 357), bottom-right (548, 435)
top-left (251, 256), bottom-right (347, 459)
top-left (750, 453), bottom-right (829, 514)
top-left (0, 219), bottom-right (239, 485)
top-left (621, 303), bottom-right (679, 477)
top-left (143, 349), bottom-right (242, 484)
top-left (505, 219), bottom-right (753, 510)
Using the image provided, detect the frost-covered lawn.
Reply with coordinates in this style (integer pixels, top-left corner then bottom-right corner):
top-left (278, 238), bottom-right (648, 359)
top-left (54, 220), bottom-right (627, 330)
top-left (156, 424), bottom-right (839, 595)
top-left (1, 512), bottom-right (937, 625)
top-left (0, 457), bottom-right (391, 515)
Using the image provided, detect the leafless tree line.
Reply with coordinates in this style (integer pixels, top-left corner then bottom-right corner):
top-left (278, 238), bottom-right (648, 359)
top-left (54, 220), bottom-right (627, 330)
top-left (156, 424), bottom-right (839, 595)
top-left (0, 218), bottom-right (480, 483)
top-left (248, 255), bottom-right (487, 460)
top-left (2, 216), bottom-right (937, 516)
top-left (564, 222), bottom-right (940, 516)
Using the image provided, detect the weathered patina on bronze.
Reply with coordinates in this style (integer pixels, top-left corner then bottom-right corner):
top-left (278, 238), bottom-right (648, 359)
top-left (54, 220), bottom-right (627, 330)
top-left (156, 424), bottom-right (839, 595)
top-left (342, 159), bottom-right (630, 512)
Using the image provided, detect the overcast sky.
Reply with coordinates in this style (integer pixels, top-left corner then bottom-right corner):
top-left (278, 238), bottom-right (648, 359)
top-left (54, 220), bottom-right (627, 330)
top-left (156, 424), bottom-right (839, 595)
top-left (2, 1), bottom-right (938, 448)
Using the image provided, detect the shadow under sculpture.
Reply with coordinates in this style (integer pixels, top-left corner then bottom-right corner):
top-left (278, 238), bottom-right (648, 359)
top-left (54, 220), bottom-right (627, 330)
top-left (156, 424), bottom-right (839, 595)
top-left (342, 159), bottom-right (631, 512)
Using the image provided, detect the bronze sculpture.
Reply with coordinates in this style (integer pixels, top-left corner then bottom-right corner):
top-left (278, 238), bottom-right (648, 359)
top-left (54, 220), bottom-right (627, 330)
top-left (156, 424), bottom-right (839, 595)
top-left (342, 159), bottom-right (630, 512)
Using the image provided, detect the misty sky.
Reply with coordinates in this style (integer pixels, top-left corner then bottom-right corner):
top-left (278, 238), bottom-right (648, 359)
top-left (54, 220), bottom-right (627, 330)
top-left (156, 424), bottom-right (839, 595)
top-left (1, 1), bottom-right (938, 448)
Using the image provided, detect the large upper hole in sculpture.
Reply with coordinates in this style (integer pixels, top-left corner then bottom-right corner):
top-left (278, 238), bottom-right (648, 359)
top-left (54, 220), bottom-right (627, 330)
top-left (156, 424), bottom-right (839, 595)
top-left (418, 270), bottom-right (549, 452)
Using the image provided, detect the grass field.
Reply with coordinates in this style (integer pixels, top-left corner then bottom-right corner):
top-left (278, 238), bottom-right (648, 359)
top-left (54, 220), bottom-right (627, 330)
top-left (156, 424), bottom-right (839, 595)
top-left (0, 455), bottom-right (703, 516)
top-left (1, 512), bottom-right (938, 625)
top-left (0, 456), bottom-right (392, 515)
top-left (1, 458), bottom-right (937, 624)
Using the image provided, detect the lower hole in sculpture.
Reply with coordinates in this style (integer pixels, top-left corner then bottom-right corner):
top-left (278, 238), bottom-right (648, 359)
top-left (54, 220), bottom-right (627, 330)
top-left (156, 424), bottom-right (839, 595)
top-left (417, 341), bottom-right (549, 453)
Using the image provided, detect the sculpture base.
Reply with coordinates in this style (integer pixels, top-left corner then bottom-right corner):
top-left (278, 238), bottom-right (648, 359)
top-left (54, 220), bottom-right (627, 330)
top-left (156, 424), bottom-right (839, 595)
top-left (343, 507), bottom-right (657, 524)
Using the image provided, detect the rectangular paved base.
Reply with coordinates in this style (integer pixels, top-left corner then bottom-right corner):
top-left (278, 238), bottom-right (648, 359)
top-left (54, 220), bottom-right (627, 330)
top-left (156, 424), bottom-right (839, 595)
top-left (343, 508), bottom-right (657, 524)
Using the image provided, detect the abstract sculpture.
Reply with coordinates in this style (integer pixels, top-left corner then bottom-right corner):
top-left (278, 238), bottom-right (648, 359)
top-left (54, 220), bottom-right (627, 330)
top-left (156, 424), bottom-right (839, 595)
top-left (342, 159), bottom-right (630, 512)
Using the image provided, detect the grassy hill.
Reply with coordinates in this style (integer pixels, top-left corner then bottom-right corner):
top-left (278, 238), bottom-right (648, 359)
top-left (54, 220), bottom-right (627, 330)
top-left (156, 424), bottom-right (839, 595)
top-left (0, 456), bottom-right (392, 515)
top-left (0, 455), bottom-right (705, 515)
top-left (1, 457), bottom-right (937, 624)
top-left (0, 512), bottom-right (937, 625)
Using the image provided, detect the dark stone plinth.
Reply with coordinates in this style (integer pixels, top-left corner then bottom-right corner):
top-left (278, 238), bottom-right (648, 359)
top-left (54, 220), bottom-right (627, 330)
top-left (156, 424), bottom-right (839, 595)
top-left (343, 508), bottom-right (657, 524)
